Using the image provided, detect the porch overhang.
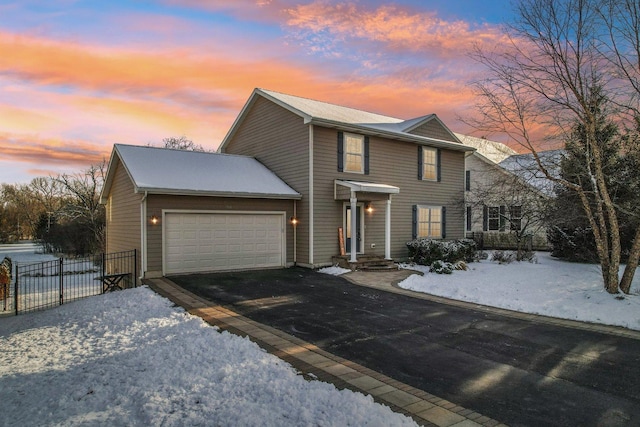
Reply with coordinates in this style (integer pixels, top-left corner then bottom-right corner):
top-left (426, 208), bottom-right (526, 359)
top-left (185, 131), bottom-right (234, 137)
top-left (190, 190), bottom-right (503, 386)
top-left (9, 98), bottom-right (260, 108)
top-left (335, 180), bottom-right (398, 263)
top-left (335, 179), bottom-right (400, 195)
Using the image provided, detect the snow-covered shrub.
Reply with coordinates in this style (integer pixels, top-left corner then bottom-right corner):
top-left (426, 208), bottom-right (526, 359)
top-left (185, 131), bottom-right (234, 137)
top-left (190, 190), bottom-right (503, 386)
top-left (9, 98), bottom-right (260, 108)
top-left (516, 250), bottom-right (537, 263)
top-left (406, 238), bottom-right (477, 266)
top-left (490, 250), bottom-right (515, 264)
top-left (429, 260), bottom-right (453, 274)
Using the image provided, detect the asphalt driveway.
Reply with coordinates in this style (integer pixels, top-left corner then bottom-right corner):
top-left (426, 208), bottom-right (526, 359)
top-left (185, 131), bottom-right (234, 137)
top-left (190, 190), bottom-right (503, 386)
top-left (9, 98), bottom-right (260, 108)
top-left (170, 268), bottom-right (640, 427)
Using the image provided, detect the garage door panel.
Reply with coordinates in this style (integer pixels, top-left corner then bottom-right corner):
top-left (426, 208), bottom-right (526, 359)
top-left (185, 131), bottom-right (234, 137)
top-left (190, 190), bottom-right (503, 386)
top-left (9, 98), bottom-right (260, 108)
top-left (165, 212), bottom-right (284, 274)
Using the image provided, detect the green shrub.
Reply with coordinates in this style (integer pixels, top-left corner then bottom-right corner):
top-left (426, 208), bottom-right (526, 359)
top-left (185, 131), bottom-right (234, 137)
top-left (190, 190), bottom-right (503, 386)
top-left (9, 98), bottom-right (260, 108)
top-left (429, 260), bottom-right (453, 274)
top-left (406, 238), bottom-right (477, 266)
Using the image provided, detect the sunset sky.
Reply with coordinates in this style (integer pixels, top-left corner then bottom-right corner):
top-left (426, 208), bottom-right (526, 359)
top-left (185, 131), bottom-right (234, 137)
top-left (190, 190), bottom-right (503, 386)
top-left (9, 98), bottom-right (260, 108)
top-left (0, 0), bottom-right (514, 184)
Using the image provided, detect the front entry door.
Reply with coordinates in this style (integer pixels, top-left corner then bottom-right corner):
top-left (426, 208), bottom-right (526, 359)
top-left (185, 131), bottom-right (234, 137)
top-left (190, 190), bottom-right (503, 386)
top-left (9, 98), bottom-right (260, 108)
top-left (345, 205), bottom-right (363, 253)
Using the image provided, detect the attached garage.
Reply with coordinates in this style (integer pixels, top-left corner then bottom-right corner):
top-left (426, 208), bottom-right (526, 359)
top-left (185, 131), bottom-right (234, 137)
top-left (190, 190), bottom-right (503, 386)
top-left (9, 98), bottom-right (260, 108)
top-left (164, 211), bottom-right (285, 274)
top-left (101, 144), bottom-right (301, 279)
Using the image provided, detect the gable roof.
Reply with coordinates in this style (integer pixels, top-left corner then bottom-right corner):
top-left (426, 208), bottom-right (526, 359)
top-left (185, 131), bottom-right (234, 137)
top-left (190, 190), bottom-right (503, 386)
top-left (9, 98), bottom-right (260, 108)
top-left (219, 88), bottom-right (473, 153)
top-left (100, 144), bottom-right (301, 203)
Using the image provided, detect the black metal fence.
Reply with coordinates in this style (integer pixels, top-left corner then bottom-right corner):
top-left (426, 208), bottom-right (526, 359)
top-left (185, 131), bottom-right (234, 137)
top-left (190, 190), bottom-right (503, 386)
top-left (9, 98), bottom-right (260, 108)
top-left (2, 249), bottom-right (136, 315)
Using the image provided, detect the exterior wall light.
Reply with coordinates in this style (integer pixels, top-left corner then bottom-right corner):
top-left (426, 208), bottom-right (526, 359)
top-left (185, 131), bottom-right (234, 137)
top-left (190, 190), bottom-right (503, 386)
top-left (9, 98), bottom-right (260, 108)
top-left (290, 216), bottom-right (298, 226)
top-left (365, 203), bottom-right (373, 214)
top-left (150, 215), bottom-right (159, 225)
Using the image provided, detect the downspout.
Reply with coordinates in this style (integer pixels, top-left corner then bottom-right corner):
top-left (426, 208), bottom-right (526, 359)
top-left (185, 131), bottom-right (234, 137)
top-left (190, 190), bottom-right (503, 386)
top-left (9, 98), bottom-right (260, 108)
top-left (309, 124), bottom-right (314, 265)
top-left (139, 191), bottom-right (148, 282)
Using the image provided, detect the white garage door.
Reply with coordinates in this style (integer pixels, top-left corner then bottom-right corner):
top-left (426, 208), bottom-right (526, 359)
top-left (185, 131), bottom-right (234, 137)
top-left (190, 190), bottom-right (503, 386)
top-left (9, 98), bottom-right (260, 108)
top-left (164, 212), bottom-right (284, 274)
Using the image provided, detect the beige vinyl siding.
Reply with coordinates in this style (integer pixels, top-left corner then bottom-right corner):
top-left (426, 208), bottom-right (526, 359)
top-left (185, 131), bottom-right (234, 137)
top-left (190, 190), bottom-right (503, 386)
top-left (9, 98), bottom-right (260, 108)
top-left (105, 159), bottom-right (142, 260)
top-left (145, 195), bottom-right (294, 274)
top-left (222, 96), bottom-right (310, 265)
top-left (313, 126), bottom-right (465, 265)
top-left (408, 119), bottom-right (459, 143)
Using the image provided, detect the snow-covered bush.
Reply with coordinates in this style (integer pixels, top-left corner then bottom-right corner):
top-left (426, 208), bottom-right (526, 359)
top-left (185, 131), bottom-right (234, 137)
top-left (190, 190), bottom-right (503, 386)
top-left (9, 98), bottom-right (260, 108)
top-left (406, 238), bottom-right (477, 266)
top-left (491, 250), bottom-right (537, 264)
top-left (490, 250), bottom-right (515, 264)
top-left (429, 260), bottom-right (453, 274)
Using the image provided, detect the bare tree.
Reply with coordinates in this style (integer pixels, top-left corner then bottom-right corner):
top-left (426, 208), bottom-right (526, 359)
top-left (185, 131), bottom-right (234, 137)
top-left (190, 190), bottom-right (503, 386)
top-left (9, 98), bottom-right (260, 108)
top-left (466, 156), bottom-right (552, 257)
top-left (469, 0), bottom-right (640, 293)
top-left (160, 136), bottom-right (205, 151)
top-left (55, 161), bottom-right (107, 252)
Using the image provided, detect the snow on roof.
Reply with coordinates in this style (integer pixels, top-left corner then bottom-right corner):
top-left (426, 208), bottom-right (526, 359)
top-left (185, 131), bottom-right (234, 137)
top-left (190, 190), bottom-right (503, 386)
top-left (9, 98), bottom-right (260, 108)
top-left (498, 150), bottom-right (564, 196)
top-left (113, 144), bottom-right (301, 199)
top-left (455, 133), bottom-right (517, 163)
top-left (232, 89), bottom-right (471, 152)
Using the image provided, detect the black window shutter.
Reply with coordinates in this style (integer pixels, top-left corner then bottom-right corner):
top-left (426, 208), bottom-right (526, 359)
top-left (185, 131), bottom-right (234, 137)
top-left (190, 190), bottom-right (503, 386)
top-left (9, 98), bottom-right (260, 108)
top-left (364, 136), bottom-right (370, 175)
top-left (466, 206), bottom-right (472, 231)
top-left (441, 206), bottom-right (447, 238)
top-left (499, 205), bottom-right (506, 231)
top-left (412, 205), bottom-right (418, 239)
top-left (337, 132), bottom-right (344, 172)
top-left (437, 149), bottom-right (442, 182)
top-left (482, 205), bottom-right (488, 231)
top-left (417, 146), bottom-right (423, 180)
top-left (465, 170), bottom-right (470, 191)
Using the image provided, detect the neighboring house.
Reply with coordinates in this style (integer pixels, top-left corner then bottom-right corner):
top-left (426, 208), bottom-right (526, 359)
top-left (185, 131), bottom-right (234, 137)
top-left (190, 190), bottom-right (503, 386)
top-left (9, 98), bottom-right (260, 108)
top-left (101, 88), bottom-right (473, 278)
top-left (458, 134), bottom-right (557, 250)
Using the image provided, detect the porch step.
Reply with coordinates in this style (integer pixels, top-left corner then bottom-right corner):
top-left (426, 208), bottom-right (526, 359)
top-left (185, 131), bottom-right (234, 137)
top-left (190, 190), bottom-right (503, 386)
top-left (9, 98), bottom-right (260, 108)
top-left (331, 255), bottom-right (398, 272)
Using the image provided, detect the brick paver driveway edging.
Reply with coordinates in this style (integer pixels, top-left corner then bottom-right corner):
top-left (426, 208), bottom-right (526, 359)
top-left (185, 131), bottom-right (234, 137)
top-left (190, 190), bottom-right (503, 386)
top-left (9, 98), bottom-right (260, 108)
top-left (166, 268), bottom-right (640, 427)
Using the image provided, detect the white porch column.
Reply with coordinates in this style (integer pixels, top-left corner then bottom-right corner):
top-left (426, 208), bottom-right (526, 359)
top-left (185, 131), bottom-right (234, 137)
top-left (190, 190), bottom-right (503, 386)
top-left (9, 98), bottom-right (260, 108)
top-left (385, 197), bottom-right (392, 260)
top-left (350, 191), bottom-right (358, 263)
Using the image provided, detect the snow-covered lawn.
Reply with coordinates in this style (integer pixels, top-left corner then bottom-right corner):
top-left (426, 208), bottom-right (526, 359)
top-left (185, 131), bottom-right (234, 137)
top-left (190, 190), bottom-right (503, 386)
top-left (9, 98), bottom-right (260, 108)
top-left (397, 252), bottom-right (640, 331)
top-left (0, 287), bottom-right (416, 427)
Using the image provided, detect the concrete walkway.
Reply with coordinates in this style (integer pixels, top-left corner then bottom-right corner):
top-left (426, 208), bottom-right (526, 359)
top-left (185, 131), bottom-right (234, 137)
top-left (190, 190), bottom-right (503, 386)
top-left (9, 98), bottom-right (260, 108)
top-left (146, 277), bottom-right (505, 427)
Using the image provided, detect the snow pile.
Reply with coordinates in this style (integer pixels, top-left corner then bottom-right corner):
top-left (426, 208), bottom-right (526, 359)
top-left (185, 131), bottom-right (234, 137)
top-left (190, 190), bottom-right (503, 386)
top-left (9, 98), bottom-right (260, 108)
top-left (399, 252), bottom-right (640, 331)
top-left (0, 287), bottom-right (416, 427)
top-left (318, 265), bottom-right (351, 276)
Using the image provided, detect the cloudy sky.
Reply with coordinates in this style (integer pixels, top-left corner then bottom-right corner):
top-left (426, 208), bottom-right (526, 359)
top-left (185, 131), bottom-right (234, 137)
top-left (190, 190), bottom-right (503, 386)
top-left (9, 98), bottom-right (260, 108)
top-left (0, 0), bottom-right (514, 184)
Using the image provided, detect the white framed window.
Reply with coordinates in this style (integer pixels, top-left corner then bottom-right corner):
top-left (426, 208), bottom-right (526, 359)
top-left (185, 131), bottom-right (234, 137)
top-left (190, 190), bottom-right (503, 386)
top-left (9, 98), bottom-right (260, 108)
top-left (417, 205), bottom-right (442, 238)
top-left (422, 147), bottom-right (437, 180)
top-left (488, 206), bottom-right (500, 231)
top-left (510, 205), bottom-right (522, 231)
top-left (344, 133), bottom-right (364, 173)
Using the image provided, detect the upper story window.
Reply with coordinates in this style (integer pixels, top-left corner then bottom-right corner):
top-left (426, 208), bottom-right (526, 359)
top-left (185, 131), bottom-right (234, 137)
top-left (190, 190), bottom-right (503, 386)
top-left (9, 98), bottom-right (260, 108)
top-left (337, 131), bottom-right (369, 174)
top-left (345, 133), bottom-right (364, 173)
top-left (418, 146), bottom-right (440, 181)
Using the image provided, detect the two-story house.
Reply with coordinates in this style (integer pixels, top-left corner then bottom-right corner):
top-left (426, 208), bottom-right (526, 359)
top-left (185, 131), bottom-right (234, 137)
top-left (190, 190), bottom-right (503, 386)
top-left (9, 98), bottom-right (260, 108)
top-left (101, 88), bottom-right (473, 278)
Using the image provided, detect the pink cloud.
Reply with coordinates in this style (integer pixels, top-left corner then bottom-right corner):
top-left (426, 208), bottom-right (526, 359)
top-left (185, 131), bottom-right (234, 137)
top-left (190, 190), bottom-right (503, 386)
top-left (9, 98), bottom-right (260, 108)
top-left (284, 2), bottom-right (508, 59)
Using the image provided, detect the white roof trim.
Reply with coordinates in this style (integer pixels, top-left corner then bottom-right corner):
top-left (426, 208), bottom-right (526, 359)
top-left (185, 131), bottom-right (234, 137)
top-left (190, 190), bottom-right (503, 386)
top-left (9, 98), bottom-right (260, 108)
top-left (336, 180), bottom-right (400, 194)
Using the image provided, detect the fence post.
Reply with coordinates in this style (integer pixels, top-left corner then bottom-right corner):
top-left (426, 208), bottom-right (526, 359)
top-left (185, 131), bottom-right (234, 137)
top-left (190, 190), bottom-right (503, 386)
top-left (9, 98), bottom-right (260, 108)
top-left (134, 249), bottom-right (138, 288)
top-left (59, 257), bottom-right (64, 306)
top-left (14, 263), bottom-right (18, 316)
top-left (101, 252), bottom-right (106, 294)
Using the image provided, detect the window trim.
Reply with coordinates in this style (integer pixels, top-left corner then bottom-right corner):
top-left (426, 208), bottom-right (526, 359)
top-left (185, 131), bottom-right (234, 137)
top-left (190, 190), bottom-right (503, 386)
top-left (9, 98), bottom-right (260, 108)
top-left (416, 205), bottom-right (444, 239)
top-left (509, 205), bottom-right (522, 232)
top-left (421, 147), bottom-right (438, 181)
top-left (343, 132), bottom-right (365, 174)
top-left (487, 206), bottom-right (500, 231)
